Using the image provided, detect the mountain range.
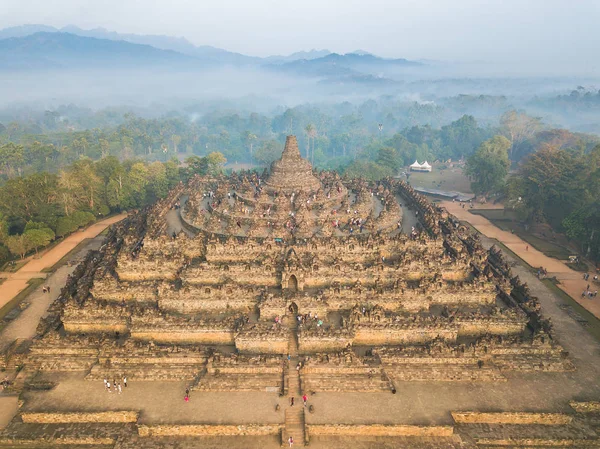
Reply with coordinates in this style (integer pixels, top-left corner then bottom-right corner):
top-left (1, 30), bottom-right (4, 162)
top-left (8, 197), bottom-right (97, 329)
top-left (0, 24), bottom-right (422, 82)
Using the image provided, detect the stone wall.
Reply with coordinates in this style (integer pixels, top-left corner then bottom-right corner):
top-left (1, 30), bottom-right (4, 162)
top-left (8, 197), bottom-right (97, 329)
top-left (22, 411), bottom-right (139, 424)
top-left (354, 326), bottom-right (459, 345)
top-left (569, 401), bottom-right (600, 413)
top-left (138, 424), bottom-right (281, 437)
top-left (131, 330), bottom-right (235, 345)
top-left (306, 424), bottom-right (454, 437)
top-left (451, 412), bottom-right (573, 425)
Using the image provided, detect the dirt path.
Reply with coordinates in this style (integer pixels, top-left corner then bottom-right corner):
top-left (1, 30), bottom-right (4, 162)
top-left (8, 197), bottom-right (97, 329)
top-left (0, 236), bottom-right (106, 352)
top-left (0, 214), bottom-right (126, 312)
top-left (441, 201), bottom-right (600, 319)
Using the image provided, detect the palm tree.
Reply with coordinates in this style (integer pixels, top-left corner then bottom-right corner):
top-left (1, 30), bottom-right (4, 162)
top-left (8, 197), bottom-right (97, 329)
top-left (305, 124), bottom-right (316, 161)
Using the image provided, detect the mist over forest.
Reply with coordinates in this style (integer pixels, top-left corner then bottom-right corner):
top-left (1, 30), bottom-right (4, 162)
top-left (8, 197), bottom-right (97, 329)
top-left (1, 23), bottom-right (600, 265)
top-left (0, 27), bottom-right (598, 137)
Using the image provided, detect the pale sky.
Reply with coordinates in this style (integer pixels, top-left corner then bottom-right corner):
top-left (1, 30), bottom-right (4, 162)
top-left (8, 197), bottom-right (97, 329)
top-left (1, 0), bottom-right (599, 66)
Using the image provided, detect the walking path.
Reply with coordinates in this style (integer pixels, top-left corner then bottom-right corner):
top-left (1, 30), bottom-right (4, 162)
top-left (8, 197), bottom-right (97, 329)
top-left (285, 313), bottom-right (306, 446)
top-left (441, 201), bottom-right (600, 318)
top-left (0, 236), bottom-right (107, 352)
top-left (0, 214), bottom-right (126, 313)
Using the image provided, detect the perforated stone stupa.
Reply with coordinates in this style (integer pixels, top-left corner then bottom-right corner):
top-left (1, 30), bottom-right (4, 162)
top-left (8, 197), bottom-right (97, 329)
top-left (265, 135), bottom-right (322, 192)
top-left (1, 136), bottom-right (600, 449)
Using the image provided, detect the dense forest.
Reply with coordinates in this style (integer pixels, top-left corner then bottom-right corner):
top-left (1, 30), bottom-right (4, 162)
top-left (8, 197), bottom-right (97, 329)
top-left (1, 99), bottom-right (600, 265)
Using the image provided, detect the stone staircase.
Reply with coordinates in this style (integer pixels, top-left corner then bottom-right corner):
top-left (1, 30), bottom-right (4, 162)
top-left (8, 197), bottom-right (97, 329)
top-left (284, 407), bottom-right (305, 447)
top-left (283, 313), bottom-right (306, 446)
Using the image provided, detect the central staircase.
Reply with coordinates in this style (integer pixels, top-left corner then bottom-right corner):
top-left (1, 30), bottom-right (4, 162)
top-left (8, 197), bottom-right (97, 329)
top-left (284, 313), bottom-right (306, 446)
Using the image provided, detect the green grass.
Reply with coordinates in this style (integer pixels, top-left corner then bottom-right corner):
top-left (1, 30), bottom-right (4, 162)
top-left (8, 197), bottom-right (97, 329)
top-left (407, 166), bottom-right (472, 194)
top-left (470, 209), bottom-right (573, 261)
top-left (0, 259), bottom-right (27, 273)
top-left (460, 219), bottom-right (600, 343)
top-left (541, 279), bottom-right (600, 342)
top-left (0, 278), bottom-right (45, 323)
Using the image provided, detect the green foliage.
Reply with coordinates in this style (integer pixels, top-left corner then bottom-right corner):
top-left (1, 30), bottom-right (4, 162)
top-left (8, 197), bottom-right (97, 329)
top-left (24, 221), bottom-right (49, 232)
top-left (0, 244), bottom-right (10, 267)
top-left (23, 228), bottom-right (54, 254)
top-left (71, 211), bottom-right (96, 228)
top-left (562, 203), bottom-right (600, 260)
top-left (254, 141), bottom-right (282, 165)
top-left (465, 135), bottom-right (511, 195)
top-left (344, 160), bottom-right (394, 181)
top-left (55, 216), bottom-right (77, 237)
top-left (0, 213), bottom-right (8, 244)
top-left (6, 234), bottom-right (28, 259)
top-left (376, 147), bottom-right (401, 173)
top-left (508, 147), bottom-right (588, 227)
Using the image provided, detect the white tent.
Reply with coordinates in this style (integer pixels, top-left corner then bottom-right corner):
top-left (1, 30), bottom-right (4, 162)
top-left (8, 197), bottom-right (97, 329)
top-left (420, 161), bottom-right (432, 172)
top-left (409, 160), bottom-right (432, 172)
top-left (409, 160), bottom-right (423, 170)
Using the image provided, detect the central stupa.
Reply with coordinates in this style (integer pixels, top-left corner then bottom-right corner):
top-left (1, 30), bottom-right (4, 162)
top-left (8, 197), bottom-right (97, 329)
top-left (265, 135), bottom-right (322, 192)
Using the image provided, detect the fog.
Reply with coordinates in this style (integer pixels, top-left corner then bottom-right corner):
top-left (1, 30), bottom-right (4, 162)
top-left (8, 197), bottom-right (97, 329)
top-left (0, 62), bottom-right (598, 136)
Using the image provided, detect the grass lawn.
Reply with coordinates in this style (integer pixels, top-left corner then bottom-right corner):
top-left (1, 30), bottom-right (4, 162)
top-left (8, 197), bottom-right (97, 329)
top-left (0, 260), bottom-right (28, 273)
top-left (470, 209), bottom-right (573, 261)
top-left (542, 278), bottom-right (600, 342)
top-left (459, 219), bottom-right (600, 343)
top-left (407, 165), bottom-right (472, 194)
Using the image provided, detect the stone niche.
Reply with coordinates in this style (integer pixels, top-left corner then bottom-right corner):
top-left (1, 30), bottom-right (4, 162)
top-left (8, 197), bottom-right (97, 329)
top-left (130, 329), bottom-right (236, 345)
top-left (353, 325), bottom-right (459, 345)
top-left (298, 332), bottom-right (353, 353)
top-left (235, 324), bottom-right (288, 354)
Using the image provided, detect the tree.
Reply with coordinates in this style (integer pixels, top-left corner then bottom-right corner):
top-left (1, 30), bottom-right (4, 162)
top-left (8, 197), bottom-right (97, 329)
top-left (146, 162), bottom-right (169, 201)
top-left (243, 131), bottom-right (257, 163)
top-left (205, 152), bottom-right (227, 175)
top-left (0, 143), bottom-right (25, 177)
top-left (71, 211), bottom-right (96, 228)
top-left (509, 147), bottom-right (587, 227)
top-left (465, 135), bottom-right (511, 195)
top-left (305, 124), bottom-right (317, 162)
top-left (171, 134), bottom-right (182, 153)
top-left (71, 160), bottom-right (103, 211)
top-left (56, 216), bottom-right (77, 238)
top-left (6, 234), bottom-right (28, 259)
top-left (376, 147), bottom-right (401, 173)
top-left (23, 228), bottom-right (53, 255)
top-left (0, 213), bottom-right (8, 245)
top-left (254, 141), bottom-right (281, 165)
top-left (344, 160), bottom-right (394, 181)
top-left (58, 170), bottom-right (82, 216)
top-left (500, 110), bottom-right (542, 160)
top-left (185, 156), bottom-right (209, 178)
top-left (99, 139), bottom-right (110, 158)
top-left (440, 115), bottom-right (488, 159)
top-left (563, 202), bottom-right (600, 259)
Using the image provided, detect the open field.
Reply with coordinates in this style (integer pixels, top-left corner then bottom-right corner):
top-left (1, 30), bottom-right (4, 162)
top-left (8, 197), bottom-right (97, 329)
top-left (470, 209), bottom-right (574, 261)
top-left (406, 165), bottom-right (472, 194)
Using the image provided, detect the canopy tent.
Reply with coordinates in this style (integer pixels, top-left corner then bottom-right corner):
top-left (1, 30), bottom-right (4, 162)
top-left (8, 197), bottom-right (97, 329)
top-left (409, 160), bottom-right (432, 172)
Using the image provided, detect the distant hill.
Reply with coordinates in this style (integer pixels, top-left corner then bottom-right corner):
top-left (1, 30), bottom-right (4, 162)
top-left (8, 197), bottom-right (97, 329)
top-left (0, 25), bottom-right (329, 66)
top-left (264, 49), bottom-right (331, 63)
top-left (0, 32), bottom-right (205, 70)
top-left (270, 52), bottom-right (421, 78)
top-left (0, 25), bottom-right (422, 77)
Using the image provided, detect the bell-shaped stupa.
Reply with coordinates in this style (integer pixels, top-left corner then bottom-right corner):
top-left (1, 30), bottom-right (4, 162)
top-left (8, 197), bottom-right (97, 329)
top-left (265, 135), bottom-right (322, 192)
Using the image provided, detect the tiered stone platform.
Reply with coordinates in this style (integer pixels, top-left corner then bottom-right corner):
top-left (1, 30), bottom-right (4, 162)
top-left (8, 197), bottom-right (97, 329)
top-left (0, 135), bottom-right (598, 448)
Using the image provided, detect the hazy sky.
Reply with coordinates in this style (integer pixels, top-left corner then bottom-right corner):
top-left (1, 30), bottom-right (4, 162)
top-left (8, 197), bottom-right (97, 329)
top-left (1, 0), bottom-right (599, 66)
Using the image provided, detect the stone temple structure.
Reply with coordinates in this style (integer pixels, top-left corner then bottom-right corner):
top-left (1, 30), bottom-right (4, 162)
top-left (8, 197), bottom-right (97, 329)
top-left (1, 135), bottom-right (600, 448)
top-left (265, 136), bottom-right (322, 193)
